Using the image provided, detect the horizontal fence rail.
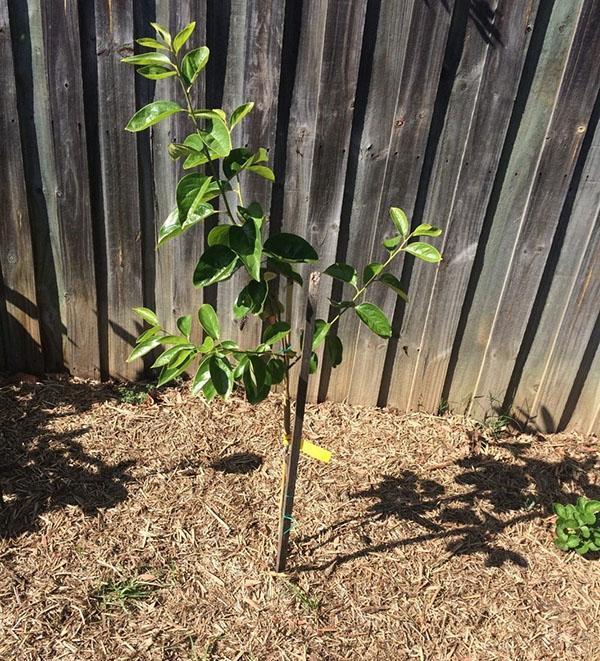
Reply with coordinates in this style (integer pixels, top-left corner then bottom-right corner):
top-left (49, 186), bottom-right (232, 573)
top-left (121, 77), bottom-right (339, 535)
top-left (0, 0), bottom-right (599, 434)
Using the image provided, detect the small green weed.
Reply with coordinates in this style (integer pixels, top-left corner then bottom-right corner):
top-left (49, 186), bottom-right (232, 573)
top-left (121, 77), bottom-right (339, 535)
top-left (553, 497), bottom-right (600, 556)
top-left (281, 578), bottom-right (321, 614)
top-left (117, 383), bottom-right (153, 405)
top-left (93, 575), bottom-right (158, 610)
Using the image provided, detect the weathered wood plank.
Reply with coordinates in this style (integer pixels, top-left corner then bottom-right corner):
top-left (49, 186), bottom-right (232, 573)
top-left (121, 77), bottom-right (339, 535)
top-left (152, 1), bottom-right (206, 348)
top-left (281, 0), bottom-right (367, 401)
top-left (0, 0), bottom-right (42, 374)
top-left (454, 2), bottom-right (600, 418)
top-left (513, 112), bottom-right (600, 429)
top-left (95, 0), bottom-right (143, 379)
top-left (448, 0), bottom-right (585, 416)
top-left (387, 0), bottom-right (539, 411)
top-left (569, 344), bottom-right (600, 435)
top-left (326, 0), bottom-right (454, 405)
top-left (215, 0), bottom-right (285, 348)
top-left (38, 0), bottom-right (100, 379)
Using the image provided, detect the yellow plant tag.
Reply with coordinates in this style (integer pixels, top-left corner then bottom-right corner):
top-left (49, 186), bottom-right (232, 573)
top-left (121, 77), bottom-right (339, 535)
top-left (282, 434), bottom-right (332, 463)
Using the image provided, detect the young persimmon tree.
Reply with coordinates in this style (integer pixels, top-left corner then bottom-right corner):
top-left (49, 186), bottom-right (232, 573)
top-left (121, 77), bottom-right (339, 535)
top-left (122, 21), bottom-right (442, 568)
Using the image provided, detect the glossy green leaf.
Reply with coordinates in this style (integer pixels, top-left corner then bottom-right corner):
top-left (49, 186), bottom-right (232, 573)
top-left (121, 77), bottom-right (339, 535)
top-left (198, 336), bottom-right (215, 353)
top-left (157, 208), bottom-right (182, 247)
top-left (137, 65), bottom-right (177, 80)
top-left (412, 223), bottom-right (442, 237)
top-left (378, 272), bottom-right (408, 302)
top-left (207, 225), bottom-right (231, 247)
top-left (151, 344), bottom-right (194, 368)
top-left (390, 207), bottom-right (409, 237)
top-left (173, 21), bottom-right (196, 54)
top-left (263, 321), bottom-right (291, 346)
top-left (229, 217), bottom-right (262, 281)
top-left (157, 352), bottom-right (195, 387)
top-left (248, 165), bottom-right (274, 181)
top-left (209, 355), bottom-right (233, 396)
top-left (136, 325), bottom-right (162, 344)
top-left (312, 319), bottom-right (330, 350)
top-left (192, 357), bottom-right (212, 395)
top-left (125, 101), bottom-right (182, 132)
top-left (264, 233), bottom-right (318, 263)
top-left (150, 22), bottom-right (172, 47)
top-left (324, 262), bottom-right (357, 288)
top-left (136, 37), bottom-right (168, 50)
top-left (223, 148), bottom-right (253, 179)
top-left (198, 303), bottom-right (220, 339)
top-left (121, 52), bottom-right (173, 67)
top-left (233, 281), bottom-right (268, 318)
top-left (404, 241), bottom-right (442, 263)
top-left (243, 355), bottom-right (271, 404)
top-left (193, 245), bottom-right (239, 288)
top-left (309, 352), bottom-right (318, 374)
top-left (127, 337), bottom-right (163, 362)
top-left (177, 315), bottom-right (192, 337)
top-left (362, 262), bottom-right (384, 284)
top-left (383, 234), bottom-right (403, 251)
top-left (133, 306), bottom-right (159, 326)
top-left (267, 358), bottom-right (286, 385)
top-left (265, 259), bottom-right (303, 285)
top-left (181, 46), bottom-right (210, 86)
top-left (230, 102), bottom-right (254, 128)
top-left (355, 302), bottom-right (392, 338)
top-left (325, 333), bottom-right (343, 368)
top-left (198, 116), bottom-right (231, 159)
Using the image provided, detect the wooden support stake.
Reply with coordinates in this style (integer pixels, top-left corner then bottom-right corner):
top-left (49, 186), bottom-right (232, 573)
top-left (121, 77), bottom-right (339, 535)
top-left (276, 271), bottom-right (320, 572)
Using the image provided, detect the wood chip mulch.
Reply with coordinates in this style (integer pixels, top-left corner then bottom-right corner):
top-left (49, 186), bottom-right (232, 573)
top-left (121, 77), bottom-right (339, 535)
top-left (0, 377), bottom-right (598, 660)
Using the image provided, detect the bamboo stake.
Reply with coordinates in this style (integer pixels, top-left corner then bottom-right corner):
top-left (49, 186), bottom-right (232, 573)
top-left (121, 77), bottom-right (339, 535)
top-left (276, 271), bottom-right (320, 572)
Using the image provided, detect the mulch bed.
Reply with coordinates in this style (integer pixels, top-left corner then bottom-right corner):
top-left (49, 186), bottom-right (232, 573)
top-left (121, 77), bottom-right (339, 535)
top-left (0, 377), bottom-right (598, 660)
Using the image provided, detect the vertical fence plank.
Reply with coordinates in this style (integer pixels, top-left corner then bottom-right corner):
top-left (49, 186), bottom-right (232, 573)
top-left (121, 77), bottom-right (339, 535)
top-left (569, 346), bottom-right (600, 435)
top-left (453, 2), bottom-right (600, 418)
top-left (39, 0), bottom-right (100, 379)
top-left (95, 0), bottom-right (143, 379)
top-left (387, 0), bottom-right (539, 411)
top-left (282, 0), bottom-right (367, 401)
top-left (216, 0), bottom-right (285, 348)
top-left (513, 115), bottom-right (600, 430)
top-left (152, 1), bottom-right (206, 347)
top-left (0, 0), bottom-right (42, 374)
top-left (325, 0), bottom-right (453, 405)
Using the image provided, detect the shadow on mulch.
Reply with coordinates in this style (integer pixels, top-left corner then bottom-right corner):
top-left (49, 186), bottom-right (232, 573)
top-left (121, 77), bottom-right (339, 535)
top-left (295, 439), bottom-right (600, 572)
top-left (0, 377), bottom-right (134, 539)
top-left (210, 452), bottom-right (263, 474)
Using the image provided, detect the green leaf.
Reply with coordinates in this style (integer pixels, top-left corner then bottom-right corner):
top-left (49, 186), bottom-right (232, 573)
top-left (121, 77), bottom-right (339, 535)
top-left (234, 281), bottom-right (268, 318)
top-left (157, 352), bottom-right (195, 387)
top-left (248, 165), bottom-right (274, 181)
top-left (390, 207), bottom-right (409, 237)
top-left (193, 246), bottom-right (240, 288)
top-left (150, 22), bottom-right (172, 47)
top-left (151, 344), bottom-right (194, 369)
top-left (325, 333), bottom-right (343, 368)
top-left (136, 37), bottom-right (168, 50)
top-left (223, 148), bottom-right (253, 179)
top-left (243, 356), bottom-right (271, 404)
top-left (125, 101), bottom-right (182, 132)
top-left (133, 306), bottom-right (160, 326)
top-left (209, 355), bottom-right (233, 396)
top-left (383, 234), bottom-right (403, 251)
top-left (363, 262), bottom-right (384, 285)
top-left (181, 46), bottom-right (210, 87)
top-left (312, 319), bottom-right (330, 350)
top-left (176, 173), bottom-right (215, 225)
top-left (412, 223), bottom-right (442, 237)
top-left (267, 358), bottom-right (286, 385)
top-left (262, 321), bottom-right (291, 346)
top-left (177, 315), bottom-right (192, 338)
top-left (198, 116), bottom-right (231, 159)
top-left (121, 52), bottom-right (173, 67)
top-left (137, 65), bottom-right (177, 80)
top-left (173, 21), bottom-right (196, 54)
top-left (157, 208), bottom-right (182, 247)
top-left (136, 325), bottom-right (162, 344)
top-left (198, 303), bottom-right (220, 339)
top-left (264, 233), bottom-right (318, 263)
top-left (230, 102), bottom-right (254, 128)
top-left (192, 357), bottom-right (212, 395)
top-left (127, 337), bottom-right (163, 362)
top-left (198, 336), bottom-right (214, 353)
top-left (324, 263), bottom-right (357, 288)
top-left (266, 259), bottom-right (303, 285)
top-left (229, 217), bottom-right (262, 281)
top-left (309, 352), bottom-right (318, 374)
top-left (378, 272), bottom-right (408, 302)
top-left (233, 355), bottom-right (250, 380)
top-left (355, 303), bottom-right (392, 338)
top-left (404, 242), bottom-right (442, 263)
top-left (554, 503), bottom-right (567, 518)
top-left (207, 225), bottom-right (231, 247)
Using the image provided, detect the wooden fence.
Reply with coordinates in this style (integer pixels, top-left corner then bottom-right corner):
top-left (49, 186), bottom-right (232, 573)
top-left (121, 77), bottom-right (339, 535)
top-left (1, 0), bottom-right (599, 433)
